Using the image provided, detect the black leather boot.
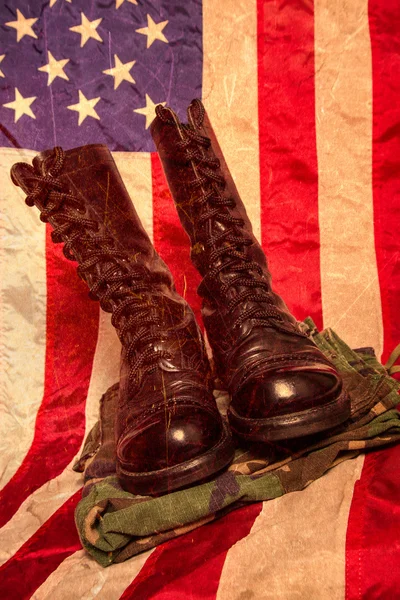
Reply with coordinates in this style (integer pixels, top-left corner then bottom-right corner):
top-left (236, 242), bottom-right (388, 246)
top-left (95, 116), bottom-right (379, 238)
top-left (11, 144), bottom-right (234, 495)
top-left (151, 100), bottom-right (351, 442)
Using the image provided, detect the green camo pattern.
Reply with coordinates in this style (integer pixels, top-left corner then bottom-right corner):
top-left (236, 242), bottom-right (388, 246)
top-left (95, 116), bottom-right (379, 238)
top-left (74, 319), bottom-right (400, 567)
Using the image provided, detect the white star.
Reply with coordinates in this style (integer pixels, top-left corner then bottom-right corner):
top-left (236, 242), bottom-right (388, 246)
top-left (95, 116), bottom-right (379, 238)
top-left (103, 54), bottom-right (136, 90)
top-left (136, 15), bottom-right (169, 49)
top-left (38, 51), bottom-right (69, 85)
top-left (5, 9), bottom-right (38, 43)
top-left (134, 94), bottom-right (165, 129)
top-left (116, 0), bottom-right (138, 8)
top-left (67, 90), bottom-right (101, 126)
top-left (3, 88), bottom-right (36, 122)
top-left (49, 0), bottom-right (72, 6)
top-left (69, 13), bottom-right (103, 48)
top-left (0, 55), bottom-right (5, 78)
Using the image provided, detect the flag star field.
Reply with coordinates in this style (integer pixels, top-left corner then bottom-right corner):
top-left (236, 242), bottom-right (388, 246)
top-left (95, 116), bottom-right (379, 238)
top-left (0, 0), bottom-right (202, 151)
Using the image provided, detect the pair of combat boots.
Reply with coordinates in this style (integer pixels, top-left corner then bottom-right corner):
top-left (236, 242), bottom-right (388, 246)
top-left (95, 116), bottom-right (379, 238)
top-left (11, 100), bottom-right (350, 496)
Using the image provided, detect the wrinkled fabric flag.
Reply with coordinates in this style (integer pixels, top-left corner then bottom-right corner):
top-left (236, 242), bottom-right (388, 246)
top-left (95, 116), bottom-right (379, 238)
top-left (1, 0), bottom-right (400, 598)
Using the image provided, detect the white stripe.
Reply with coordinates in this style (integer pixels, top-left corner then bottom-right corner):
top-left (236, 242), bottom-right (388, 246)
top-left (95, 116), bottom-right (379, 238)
top-left (32, 548), bottom-right (154, 600)
top-left (202, 0), bottom-right (261, 241)
top-left (217, 456), bottom-right (364, 599)
top-left (0, 152), bottom-right (153, 567)
top-left (0, 309), bottom-right (120, 565)
top-left (314, 0), bottom-right (384, 354)
top-left (0, 148), bottom-right (47, 490)
top-left (113, 152), bottom-right (154, 240)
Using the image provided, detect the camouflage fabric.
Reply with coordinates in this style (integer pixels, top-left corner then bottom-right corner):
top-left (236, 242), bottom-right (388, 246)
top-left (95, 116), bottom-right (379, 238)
top-left (74, 319), bottom-right (400, 567)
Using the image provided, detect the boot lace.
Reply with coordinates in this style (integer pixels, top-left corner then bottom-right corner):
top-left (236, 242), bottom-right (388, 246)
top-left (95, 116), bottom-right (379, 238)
top-left (156, 104), bottom-right (284, 330)
top-left (14, 147), bottom-right (172, 384)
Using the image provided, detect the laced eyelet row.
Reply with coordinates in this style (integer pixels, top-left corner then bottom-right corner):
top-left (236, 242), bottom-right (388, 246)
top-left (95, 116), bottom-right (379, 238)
top-left (14, 147), bottom-right (172, 385)
top-left (156, 105), bottom-right (284, 330)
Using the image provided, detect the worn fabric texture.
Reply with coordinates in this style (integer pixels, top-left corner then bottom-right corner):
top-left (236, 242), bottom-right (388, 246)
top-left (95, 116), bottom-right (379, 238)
top-left (74, 319), bottom-right (400, 567)
top-left (2, 0), bottom-right (400, 597)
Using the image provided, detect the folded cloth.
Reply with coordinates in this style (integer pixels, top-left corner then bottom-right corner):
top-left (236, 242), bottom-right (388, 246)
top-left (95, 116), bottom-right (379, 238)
top-left (73, 319), bottom-right (400, 567)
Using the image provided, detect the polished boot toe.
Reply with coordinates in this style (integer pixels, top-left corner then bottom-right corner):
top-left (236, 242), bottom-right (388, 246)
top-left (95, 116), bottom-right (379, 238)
top-left (229, 370), bottom-right (350, 442)
top-left (117, 405), bottom-right (232, 496)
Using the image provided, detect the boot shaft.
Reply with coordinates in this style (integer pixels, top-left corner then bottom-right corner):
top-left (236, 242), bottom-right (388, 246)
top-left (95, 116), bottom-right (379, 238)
top-left (150, 101), bottom-right (267, 273)
top-left (11, 144), bottom-right (214, 420)
top-left (14, 144), bottom-right (174, 292)
top-left (151, 100), bottom-right (298, 332)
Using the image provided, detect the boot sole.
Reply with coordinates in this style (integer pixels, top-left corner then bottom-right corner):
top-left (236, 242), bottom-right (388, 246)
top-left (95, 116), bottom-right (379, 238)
top-left (117, 420), bottom-right (234, 496)
top-left (228, 388), bottom-right (351, 442)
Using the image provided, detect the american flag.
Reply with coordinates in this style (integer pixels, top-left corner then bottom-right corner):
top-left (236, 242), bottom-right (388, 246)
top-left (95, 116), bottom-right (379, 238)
top-left (0, 0), bottom-right (399, 598)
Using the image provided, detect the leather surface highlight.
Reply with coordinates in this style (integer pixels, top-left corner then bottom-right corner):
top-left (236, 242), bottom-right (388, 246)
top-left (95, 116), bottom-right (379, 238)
top-left (152, 101), bottom-right (351, 440)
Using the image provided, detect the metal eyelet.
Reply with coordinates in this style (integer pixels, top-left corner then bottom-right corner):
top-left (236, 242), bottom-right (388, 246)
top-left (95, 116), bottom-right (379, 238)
top-left (191, 242), bottom-right (205, 255)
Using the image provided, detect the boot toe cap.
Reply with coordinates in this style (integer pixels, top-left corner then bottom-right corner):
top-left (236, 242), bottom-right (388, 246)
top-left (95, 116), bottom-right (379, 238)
top-left (117, 405), bottom-right (234, 495)
top-left (229, 370), bottom-right (350, 441)
top-left (234, 371), bottom-right (339, 418)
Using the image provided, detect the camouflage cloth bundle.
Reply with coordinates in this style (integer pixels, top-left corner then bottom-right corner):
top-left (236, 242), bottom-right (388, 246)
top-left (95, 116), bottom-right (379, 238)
top-left (74, 319), bottom-right (400, 567)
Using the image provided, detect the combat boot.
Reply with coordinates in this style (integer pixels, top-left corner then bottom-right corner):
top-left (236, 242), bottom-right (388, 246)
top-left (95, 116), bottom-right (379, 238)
top-left (151, 100), bottom-right (351, 442)
top-left (11, 144), bottom-right (234, 495)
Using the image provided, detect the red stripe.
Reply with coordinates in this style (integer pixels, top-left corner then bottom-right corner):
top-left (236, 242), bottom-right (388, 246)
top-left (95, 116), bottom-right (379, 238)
top-left (0, 490), bottom-right (82, 599)
top-left (0, 227), bottom-right (99, 527)
top-left (151, 152), bottom-right (203, 327)
top-left (258, 0), bottom-right (322, 328)
top-left (120, 504), bottom-right (262, 599)
top-left (346, 2), bottom-right (400, 597)
top-left (345, 445), bottom-right (400, 599)
top-left (369, 0), bottom-right (400, 364)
